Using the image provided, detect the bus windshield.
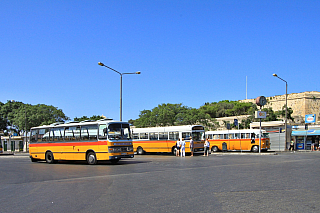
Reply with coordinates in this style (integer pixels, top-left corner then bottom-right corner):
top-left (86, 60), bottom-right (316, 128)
top-left (192, 131), bottom-right (205, 141)
top-left (108, 123), bottom-right (131, 140)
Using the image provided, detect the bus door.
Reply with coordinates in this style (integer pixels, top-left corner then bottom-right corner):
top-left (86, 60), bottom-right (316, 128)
top-left (169, 132), bottom-right (179, 152)
top-left (228, 133), bottom-right (236, 150)
top-left (234, 133), bottom-right (241, 150)
top-left (159, 132), bottom-right (169, 152)
top-left (139, 133), bottom-right (150, 152)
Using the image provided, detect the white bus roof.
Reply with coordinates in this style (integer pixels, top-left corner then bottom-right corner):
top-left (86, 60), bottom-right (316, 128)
top-left (131, 125), bottom-right (204, 133)
top-left (30, 119), bottom-right (129, 130)
top-left (206, 129), bottom-right (267, 134)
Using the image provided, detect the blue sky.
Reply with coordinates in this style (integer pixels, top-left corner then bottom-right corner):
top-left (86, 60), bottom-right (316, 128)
top-left (1, 0), bottom-right (320, 121)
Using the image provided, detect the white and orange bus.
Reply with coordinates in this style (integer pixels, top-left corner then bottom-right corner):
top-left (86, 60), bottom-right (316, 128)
top-left (206, 129), bottom-right (270, 152)
top-left (131, 125), bottom-right (205, 155)
top-left (29, 119), bottom-right (134, 164)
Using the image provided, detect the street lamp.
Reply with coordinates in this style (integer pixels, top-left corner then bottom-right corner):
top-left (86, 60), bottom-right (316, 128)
top-left (273, 73), bottom-right (288, 151)
top-left (98, 62), bottom-right (140, 121)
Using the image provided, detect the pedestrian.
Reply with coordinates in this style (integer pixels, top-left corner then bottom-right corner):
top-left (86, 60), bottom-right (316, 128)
top-left (180, 138), bottom-right (186, 157)
top-left (189, 136), bottom-right (194, 157)
top-left (311, 140), bottom-right (315, 151)
top-left (289, 139), bottom-right (294, 151)
top-left (176, 138), bottom-right (181, 156)
top-left (203, 138), bottom-right (210, 156)
top-left (206, 138), bottom-right (210, 156)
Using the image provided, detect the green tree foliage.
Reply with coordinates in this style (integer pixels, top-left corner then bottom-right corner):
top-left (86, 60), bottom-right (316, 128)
top-left (199, 101), bottom-right (255, 118)
top-left (74, 115), bottom-right (104, 122)
top-left (0, 100), bottom-right (69, 135)
top-left (130, 103), bottom-right (218, 128)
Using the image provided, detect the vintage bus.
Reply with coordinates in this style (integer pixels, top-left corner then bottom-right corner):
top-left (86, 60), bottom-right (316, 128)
top-left (131, 125), bottom-right (205, 155)
top-left (29, 119), bottom-right (134, 164)
top-left (206, 129), bottom-right (270, 152)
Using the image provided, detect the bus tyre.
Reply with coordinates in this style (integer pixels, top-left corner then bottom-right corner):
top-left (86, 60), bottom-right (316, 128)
top-left (172, 147), bottom-right (177, 156)
top-left (45, 152), bottom-right (55, 164)
top-left (211, 146), bottom-right (219, 152)
top-left (110, 159), bottom-right (119, 164)
top-left (137, 147), bottom-right (144, 155)
top-left (252, 146), bottom-right (259, 153)
top-left (87, 152), bottom-right (97, 165)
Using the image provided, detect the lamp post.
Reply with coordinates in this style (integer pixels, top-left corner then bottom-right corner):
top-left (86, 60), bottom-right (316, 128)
top-left (98, 62), bottom-right (141, 121)
top-left (273, 73), bottom-right (288, 151)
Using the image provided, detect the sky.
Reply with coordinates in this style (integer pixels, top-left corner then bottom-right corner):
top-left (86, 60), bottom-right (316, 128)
top-left (1, 0), bottom-right (320, 121)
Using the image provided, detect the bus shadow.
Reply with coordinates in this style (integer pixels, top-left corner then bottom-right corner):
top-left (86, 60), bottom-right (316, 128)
top-left (34, 159), bottom-right (151, 166)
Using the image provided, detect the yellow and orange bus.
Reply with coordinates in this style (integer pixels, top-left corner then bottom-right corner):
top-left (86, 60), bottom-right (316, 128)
top-left (131, 125), bottom-right (205, 155)
top-left (206, 129), bottom-right (270, 152)
top-left (29, 119), bottom-right (134, 164)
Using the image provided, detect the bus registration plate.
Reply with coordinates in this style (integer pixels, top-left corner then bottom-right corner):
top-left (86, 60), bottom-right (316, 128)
top-left (121, 153), bottom-right (127, 155)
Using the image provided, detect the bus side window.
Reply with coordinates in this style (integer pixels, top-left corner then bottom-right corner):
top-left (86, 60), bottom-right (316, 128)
top-left (159, 132), bottom-right (168, 140)
top-left (133, 133), bottom-right (139, 139)
top-left (169, 132), bottom-right (179, 140)
top-left (30, 130), bottom-right (38, 142)
top-left (98, 124), bottom-right (107, 139)
top-left (140, 133), bottom-right (148, 139)
top-left (149, 132), bottom-right (155, 140)
top-left (241, 133), bottom-right (246, 139)
top-left (40, 128), bottom-right (49, 142)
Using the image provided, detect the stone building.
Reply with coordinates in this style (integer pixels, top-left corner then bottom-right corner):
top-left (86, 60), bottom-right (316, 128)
top-left (239, 91), bottom-right (320, 124)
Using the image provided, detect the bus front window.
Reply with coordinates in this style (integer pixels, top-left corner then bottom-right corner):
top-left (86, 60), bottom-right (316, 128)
top-left (192, 132), bottom-right (205, 141)
top-left (107, 123), bottom-right (131, 140)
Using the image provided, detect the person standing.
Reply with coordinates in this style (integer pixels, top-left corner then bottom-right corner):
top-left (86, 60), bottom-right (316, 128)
top-left (203, 138), bottom-right (210, 156)
top-left (189, 136), bottom-right (194, 157)
top-left (289, 139), bottom-right (294, 151)
top-left (176, 138), bottom-right (181, 157)
top-left (180, 138), bottom-right (186, 157)
top-left (206, 138), bottom-right (210, 156)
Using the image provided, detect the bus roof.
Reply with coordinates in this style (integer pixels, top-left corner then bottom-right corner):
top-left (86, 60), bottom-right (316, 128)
top-left (131, 125), bottom-right (205, 133)
top-left (30, 119), bottom-right (130, 130)
top-left (206, 129), bottom-right (267, 134)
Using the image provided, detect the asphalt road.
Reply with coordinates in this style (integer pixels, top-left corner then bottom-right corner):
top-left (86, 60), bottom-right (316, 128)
top-left (0, 152), bottom-right (319, 213)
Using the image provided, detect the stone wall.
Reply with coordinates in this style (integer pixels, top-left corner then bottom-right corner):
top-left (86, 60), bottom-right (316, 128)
top-left (239, 91), bottom-right (320, 123)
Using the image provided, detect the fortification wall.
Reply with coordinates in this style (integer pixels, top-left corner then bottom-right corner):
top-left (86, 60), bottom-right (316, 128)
top-left (239, 91), bottom-right (320, 123)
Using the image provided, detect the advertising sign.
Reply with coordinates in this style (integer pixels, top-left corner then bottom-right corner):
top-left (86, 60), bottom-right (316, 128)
top-left (305, 114), bottom-right (316, 123)
top-left (255, 111), bottom-right (267, 119)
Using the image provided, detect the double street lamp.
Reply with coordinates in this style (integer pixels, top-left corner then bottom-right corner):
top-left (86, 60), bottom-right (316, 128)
top-left (273, 73), bottom-right (288, 150)
top-left (98, 62), bottom-right (141, 121)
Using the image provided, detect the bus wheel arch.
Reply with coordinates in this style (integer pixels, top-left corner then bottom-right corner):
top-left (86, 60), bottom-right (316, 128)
top-left (86, 150), bottom-right (98, 165)
top-left (137, 147), bottom-right (144, 155)
top-left (211, 146), bottom-right (219, 152)
top-left (251, 145), bottom-right (259, 153)
top-left (45, 151), bottom-right (55, 164)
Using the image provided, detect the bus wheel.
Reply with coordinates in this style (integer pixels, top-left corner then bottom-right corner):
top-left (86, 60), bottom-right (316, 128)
top-left (87, 151), bottom-right (97, 165)
top-left (211, 146), bottom-right (219, 152)
top-left (137, 147), bottom-right (144, 155)
top-left (251, 146), bottom-right (259, 153)
top-left (45, 151), bottom-right (55, 164)
top-left (172, 147), bottom-right (177, 156)
top-left (110, 159), bottom-right (119, 164)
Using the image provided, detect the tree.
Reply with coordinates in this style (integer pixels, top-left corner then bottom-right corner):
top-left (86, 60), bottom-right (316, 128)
top-left (74, 115), bottom-right (104, 122)
top-left (0, 101), bottom-right (69, 135)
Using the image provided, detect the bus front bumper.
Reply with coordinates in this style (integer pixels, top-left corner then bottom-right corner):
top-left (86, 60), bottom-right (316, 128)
top-left (109, 154), bottom-right (134, 160)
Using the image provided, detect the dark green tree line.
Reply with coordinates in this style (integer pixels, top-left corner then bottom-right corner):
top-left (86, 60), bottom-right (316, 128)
top-left (0, 100), bottom-right (69, 135)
